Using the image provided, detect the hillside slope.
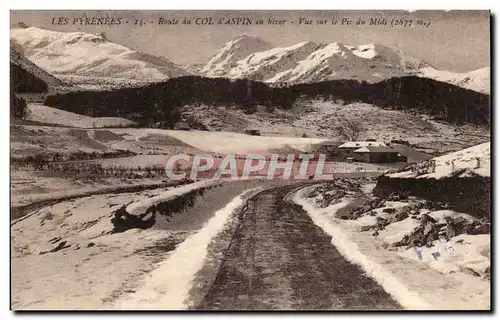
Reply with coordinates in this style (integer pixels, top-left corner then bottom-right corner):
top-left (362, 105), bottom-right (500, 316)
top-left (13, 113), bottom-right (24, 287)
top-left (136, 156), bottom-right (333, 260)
top-left (180, 102), bottom-right (489, 154)
top-left (10, 44), bottom-right (66, 93)
top-left (25, 104), bottom-right (137, 128)
top-left (44, 76), bottom-right (490, 128)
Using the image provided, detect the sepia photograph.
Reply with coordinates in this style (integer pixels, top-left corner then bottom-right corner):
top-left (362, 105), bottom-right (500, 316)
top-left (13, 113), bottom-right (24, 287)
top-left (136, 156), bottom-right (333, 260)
top-left (9, 9), bottom-right (491, 311)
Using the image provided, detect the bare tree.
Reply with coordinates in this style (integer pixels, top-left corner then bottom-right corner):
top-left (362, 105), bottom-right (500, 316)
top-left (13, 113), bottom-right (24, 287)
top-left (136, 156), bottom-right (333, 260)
top-left (337, 120), bottom-right (363, 141)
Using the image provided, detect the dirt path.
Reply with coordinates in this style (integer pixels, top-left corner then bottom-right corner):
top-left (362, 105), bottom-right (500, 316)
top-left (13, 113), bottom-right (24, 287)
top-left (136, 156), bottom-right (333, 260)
top-left (197, 186), bottom-right (400, 310)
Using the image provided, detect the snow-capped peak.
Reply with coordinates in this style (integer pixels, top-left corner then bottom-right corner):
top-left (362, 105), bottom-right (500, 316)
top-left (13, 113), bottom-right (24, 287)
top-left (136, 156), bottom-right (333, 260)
top-left (224, 41), bottom-right (320, 81)
top-left (10, 26), bottom-right (190, 81)
top-left (200, 34), bottom-right (273, 77)
top-left (418, 66), bottom-right (490, 94)
top-left (270, 42), bottom-right (374, 83)
top-left (349, 43), bottom-right (432, 69)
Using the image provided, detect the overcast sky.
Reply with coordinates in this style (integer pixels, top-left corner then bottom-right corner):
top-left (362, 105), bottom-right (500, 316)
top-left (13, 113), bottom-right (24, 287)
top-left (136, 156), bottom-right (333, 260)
top-left (10, 10), bottom-right (490, 72)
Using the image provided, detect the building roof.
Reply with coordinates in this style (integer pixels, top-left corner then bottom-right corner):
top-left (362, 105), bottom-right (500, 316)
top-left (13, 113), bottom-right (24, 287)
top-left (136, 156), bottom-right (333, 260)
top-left (354, 146), bottom-right (400, 153)
top-left (175, 122), bottom-right (190, 128)
top-left (319, 140), bottom-right (338, 146)
top-left (339, 141), bottom-right (387, 148)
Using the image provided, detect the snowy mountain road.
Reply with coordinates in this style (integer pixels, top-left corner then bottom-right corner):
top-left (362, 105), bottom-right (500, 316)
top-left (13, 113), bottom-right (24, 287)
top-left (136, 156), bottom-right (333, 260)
top-left (197, 185), bottom-right (400, 310)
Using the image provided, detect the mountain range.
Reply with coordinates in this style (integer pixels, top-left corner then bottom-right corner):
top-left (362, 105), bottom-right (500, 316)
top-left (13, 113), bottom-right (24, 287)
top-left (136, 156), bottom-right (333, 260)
top-left (10, 26), bottom-right (489, 94)
top-left (199, 35), bottom-right (490, 94)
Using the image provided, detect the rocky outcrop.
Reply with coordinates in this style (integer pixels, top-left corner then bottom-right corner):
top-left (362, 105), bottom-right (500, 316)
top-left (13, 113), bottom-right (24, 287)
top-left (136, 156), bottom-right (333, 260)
top-left (392, 214), bottom-right (490, 249)
top-left (374, 175), bottom-right (491, 220)
top-left (354, 191), bottom-right (490, 248)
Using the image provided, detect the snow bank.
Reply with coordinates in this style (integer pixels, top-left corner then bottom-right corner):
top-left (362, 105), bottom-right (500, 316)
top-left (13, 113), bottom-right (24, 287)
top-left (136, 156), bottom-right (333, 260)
top-left (292, 187), bottom-right (432, 310)
top-left (126, 180), bottom-right (219, 215)
top-left (293, 186), bottom-right (490, 310)
top-left (114, 188), bottom-right (260, 310)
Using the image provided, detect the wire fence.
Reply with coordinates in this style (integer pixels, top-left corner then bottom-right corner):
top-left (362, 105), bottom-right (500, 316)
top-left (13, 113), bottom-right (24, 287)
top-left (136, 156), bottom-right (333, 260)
top-left (395, 157), bottom-right (483, 176)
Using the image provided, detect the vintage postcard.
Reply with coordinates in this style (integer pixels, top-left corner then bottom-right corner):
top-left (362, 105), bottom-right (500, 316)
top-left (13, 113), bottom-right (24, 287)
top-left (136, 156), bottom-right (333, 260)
top-left (10, 10), bottom-right (491, 311)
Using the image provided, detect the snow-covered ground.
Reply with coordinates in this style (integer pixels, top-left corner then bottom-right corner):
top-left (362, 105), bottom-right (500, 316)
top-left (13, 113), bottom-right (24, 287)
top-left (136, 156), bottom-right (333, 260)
top-left (14, 98), bottom-right (489, 162)
top-left (10, 124), bottom-right (201, 161)
top-left (11, 180), bottom-right (265, 310)
top-left (355, 203), bottom-right (490, 277)
top-left (11, 187), bottom-right (181, 310)
top-left (25, 104), bottom-right (137, 128)
top-left (143, 128), bottom-right (327, 154)
top-left (293, 186), bottom-right (490, 310)
top-left (389, 142), bottom-right (490, 179)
